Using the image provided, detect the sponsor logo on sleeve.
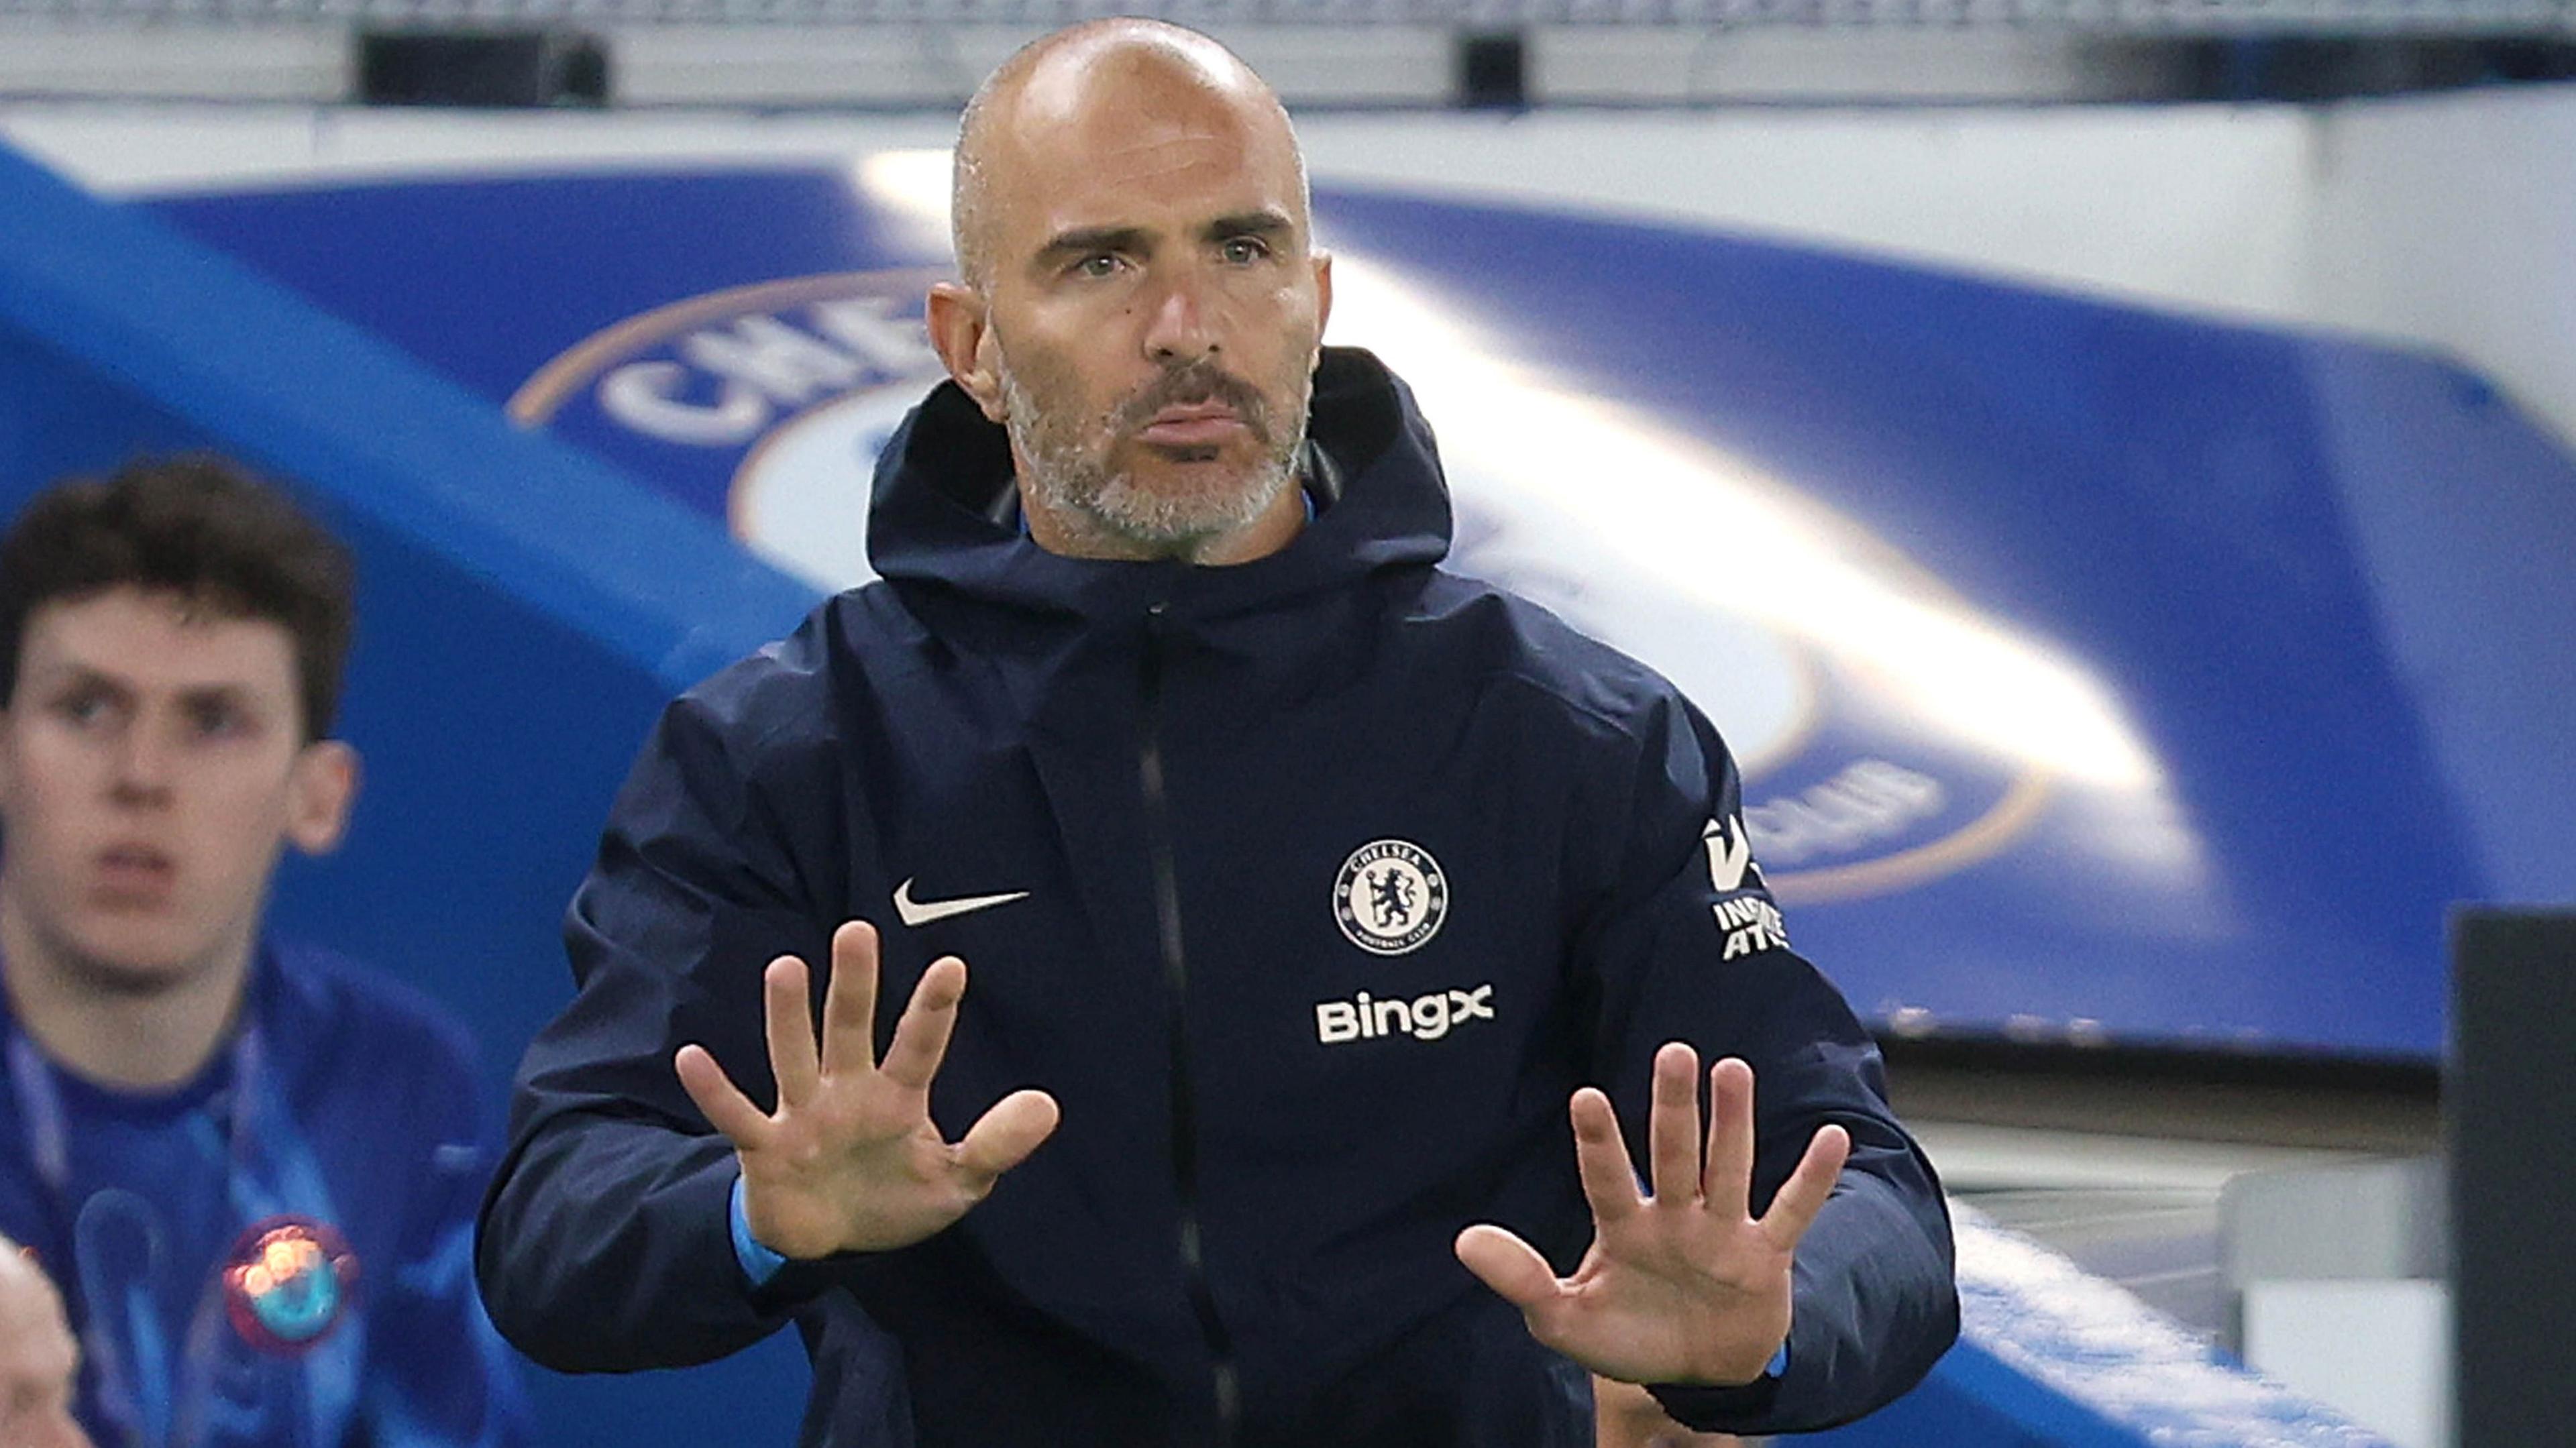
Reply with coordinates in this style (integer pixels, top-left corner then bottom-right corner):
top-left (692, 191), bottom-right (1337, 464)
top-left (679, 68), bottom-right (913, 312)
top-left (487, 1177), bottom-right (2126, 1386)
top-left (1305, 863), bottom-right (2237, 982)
top-left (1715, 895), bottom-right (1792, 960)
top-left (1704, 814), bottom-right (1758, 893)
top-left (1705, 815), bottom-right (1792, 960)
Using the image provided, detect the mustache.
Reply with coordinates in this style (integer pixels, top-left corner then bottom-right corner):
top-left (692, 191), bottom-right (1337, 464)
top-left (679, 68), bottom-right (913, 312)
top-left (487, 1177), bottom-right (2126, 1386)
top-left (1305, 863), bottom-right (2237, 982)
top-left (1116, 362), bottom-right (1271, 441)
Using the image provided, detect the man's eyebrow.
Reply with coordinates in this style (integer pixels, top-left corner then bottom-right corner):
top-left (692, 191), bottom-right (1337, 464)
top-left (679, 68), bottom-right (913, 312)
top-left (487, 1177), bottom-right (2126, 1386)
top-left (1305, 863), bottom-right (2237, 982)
top-left (23, 660), bottom-right (123, 693)
top-left (1032, 225), bottom-right (1151, 269)
top-left (176, 682), bottom-right (258, 710)
top-left (1205, 211), bottom-right (1294, 243)
top-left (1030, 213), bottom-right (1297, 271)
top-left (24, 661), bottom-right (264, 713)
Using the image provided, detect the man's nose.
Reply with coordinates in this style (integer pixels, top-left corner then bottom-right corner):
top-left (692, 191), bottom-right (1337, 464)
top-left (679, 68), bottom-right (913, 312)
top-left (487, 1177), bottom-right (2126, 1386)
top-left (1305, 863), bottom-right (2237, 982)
top-left (109, 723), bottom-right (177, 802)
top-left (1141, 272), bottom-right (1220, 364)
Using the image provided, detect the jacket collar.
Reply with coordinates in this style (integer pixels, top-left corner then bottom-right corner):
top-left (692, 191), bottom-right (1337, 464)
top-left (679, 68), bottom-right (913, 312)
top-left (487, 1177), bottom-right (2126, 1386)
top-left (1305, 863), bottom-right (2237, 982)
top-left (865, 347), bottom-right (1452, 628)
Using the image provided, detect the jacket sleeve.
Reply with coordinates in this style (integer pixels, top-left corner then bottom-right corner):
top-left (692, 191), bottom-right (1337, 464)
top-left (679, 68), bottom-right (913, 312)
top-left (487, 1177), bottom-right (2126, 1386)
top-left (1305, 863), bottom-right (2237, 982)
top-left (474, 655), bottom-right (853, 1372)
top-left (1566, 690), bottom-right (1959, 1435)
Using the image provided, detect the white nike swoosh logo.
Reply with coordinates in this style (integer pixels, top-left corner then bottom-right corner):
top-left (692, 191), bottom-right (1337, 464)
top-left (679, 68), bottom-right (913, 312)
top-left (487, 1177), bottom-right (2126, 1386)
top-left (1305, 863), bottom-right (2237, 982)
top-left (892, 878), bottom-right (1030, 928)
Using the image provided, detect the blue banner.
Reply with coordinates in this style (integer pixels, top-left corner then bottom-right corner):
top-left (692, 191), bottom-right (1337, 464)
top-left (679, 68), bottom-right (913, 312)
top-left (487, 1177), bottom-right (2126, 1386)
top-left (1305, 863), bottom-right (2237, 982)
top-left (140, 162), bottom-right (2576, 1061)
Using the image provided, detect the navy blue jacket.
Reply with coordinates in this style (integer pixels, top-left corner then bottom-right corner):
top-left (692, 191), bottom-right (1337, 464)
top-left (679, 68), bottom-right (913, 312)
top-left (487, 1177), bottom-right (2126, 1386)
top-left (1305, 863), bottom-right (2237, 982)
top-left (477, 349), bottom-right (1956, 1446)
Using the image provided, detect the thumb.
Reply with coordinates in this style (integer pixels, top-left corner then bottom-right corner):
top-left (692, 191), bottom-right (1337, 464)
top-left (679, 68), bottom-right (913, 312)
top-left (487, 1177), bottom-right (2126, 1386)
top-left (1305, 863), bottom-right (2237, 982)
top-left (1454, 1223), bottom-right (1563, 1310)
top-left (954, 1089), bottom-right (1061, 1186)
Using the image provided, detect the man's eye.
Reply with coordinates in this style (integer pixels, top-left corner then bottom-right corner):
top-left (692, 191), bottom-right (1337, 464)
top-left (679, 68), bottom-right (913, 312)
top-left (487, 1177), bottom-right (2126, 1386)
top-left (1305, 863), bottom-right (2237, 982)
top-left (1219, 237), bottom-right (1271, 265)
top-left (188, 701), bottom-right (247, 738)
top-left (53, 691), bottom-right (113, 728)
top-left (1077, 254), bottom-right (1122, 280)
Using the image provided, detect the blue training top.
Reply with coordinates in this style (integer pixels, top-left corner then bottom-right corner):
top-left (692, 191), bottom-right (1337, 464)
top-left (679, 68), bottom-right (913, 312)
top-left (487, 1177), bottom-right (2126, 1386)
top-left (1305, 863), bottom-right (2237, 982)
top-left (0, 941), bottom-right (528, 1448)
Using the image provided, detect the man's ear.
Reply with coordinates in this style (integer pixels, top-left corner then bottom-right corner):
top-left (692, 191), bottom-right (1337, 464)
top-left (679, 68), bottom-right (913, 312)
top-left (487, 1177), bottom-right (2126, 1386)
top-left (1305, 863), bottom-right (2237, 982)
top-left (927, 283), bottom-right (1009, 423)
top-left (1313, 249), bottom-right (1334, 351)
top-left (284, 740), bottom-right (358, 856)
top-left (0, 706), bottom-right (17, 813)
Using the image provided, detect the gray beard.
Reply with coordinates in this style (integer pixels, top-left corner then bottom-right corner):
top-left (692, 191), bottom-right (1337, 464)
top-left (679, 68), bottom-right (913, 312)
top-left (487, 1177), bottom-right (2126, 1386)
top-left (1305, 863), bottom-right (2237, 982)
top-left (1003, 368), bottom-right (1307, 560)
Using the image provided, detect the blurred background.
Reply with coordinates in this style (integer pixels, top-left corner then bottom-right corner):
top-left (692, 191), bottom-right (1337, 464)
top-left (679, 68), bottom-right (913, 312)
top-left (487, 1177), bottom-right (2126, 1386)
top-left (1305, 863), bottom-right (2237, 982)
top-left (2, 5), bottom-right (2571, 1444)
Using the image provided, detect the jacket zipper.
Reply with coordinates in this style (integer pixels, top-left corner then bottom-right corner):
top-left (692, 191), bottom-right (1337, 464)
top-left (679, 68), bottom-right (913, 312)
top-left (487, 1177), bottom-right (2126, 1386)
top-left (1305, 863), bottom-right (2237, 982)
top-left (1138, 603), bottom-right (1242, 1444)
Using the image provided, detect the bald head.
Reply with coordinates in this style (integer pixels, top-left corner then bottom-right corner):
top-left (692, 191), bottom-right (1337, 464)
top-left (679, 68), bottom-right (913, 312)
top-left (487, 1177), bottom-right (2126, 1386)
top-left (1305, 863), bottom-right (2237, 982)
top-left (922, 17), bottom-right (1332, 565)
top-left (951, 19), bottom-right (1308, 291)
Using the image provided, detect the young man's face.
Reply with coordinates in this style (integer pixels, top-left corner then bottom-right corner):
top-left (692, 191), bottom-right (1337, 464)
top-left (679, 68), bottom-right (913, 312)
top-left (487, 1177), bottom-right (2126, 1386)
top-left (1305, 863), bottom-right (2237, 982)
top-left (0, 587), bottom-right (353, 995)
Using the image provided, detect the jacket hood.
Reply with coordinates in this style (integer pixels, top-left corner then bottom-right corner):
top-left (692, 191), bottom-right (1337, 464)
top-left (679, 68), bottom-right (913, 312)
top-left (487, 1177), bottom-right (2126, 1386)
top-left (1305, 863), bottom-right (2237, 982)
top-left (866, 347), bottom-right (1452, 625)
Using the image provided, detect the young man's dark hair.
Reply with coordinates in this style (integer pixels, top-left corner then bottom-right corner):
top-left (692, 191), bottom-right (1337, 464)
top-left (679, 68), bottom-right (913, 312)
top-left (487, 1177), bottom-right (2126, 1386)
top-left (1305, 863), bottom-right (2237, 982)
top-left (0, 454), bottom-right (355, 740)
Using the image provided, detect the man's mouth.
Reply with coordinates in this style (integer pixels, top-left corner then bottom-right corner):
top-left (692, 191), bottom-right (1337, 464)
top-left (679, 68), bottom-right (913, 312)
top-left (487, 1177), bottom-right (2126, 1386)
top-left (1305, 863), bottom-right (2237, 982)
top-left (93, 845), bottom-right (176, 901)
top-left (1135, 401), bottom-right (1250, 448)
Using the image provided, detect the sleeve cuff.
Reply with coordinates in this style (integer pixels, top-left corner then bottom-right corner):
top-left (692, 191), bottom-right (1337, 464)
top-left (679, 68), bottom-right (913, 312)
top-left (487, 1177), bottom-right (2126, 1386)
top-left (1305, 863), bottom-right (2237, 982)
top-left (728, 1174), bottom-right (788, 1287)
top-left (1644, 1341), bottom-right (1789, 1431)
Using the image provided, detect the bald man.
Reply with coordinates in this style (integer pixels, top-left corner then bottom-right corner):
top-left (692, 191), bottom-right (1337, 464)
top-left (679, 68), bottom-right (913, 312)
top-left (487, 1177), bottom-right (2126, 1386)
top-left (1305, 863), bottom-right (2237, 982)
top-left (477, 21), bottom-right (1957, 1448)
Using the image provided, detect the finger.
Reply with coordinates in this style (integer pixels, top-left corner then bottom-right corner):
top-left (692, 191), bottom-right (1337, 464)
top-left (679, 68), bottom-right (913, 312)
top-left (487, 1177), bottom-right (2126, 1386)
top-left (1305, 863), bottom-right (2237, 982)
top-left (1646, 1042), bottom-right (1703, 1205)
top-left (879, 957), bottom-right (968, 1093)
top-left (1569, 1087), bottom-right (1646, 1227)
top-left (1759, 1123), bottom-right (1852, 1248)
top-left (1703, 1057), bottom-right (1756, 1222)
top-left (1453, 1223), bottom-right (1563, 1310)
top-left (953, 1089), bottom-right (1061, 1186)
top-left (676, 1044), bottom-right (775, 1149)
top-left (764, 955), bottom-right (822, 1107)
top-left (819, 920), bottom-right (883, 1078)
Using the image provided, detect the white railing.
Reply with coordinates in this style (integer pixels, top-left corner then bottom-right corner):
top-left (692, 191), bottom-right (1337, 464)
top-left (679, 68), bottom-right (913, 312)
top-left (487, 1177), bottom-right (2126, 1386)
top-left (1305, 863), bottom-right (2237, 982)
top-left (0, 0), bottom-right (2568, 30)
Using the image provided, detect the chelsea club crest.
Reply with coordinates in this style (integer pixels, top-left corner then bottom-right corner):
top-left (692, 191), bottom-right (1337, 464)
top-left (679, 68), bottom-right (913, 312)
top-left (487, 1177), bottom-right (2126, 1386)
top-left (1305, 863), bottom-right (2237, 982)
top-left (1334, 840), bottom-right (1450, 956)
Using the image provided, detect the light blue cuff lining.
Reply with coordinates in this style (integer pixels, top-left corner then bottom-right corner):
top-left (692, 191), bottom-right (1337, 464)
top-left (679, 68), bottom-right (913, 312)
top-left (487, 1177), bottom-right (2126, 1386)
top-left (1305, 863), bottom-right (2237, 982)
top-left (729, 1174), bottom-right (788, 1287)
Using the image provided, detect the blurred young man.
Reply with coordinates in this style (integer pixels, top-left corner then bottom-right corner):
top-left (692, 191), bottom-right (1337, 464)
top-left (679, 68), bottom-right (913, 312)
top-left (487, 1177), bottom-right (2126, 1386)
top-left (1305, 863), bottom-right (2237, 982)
top-left (482, 19), bottom-right (1955, 1447)
top-left (0, 457), bottom-right (527, 1448)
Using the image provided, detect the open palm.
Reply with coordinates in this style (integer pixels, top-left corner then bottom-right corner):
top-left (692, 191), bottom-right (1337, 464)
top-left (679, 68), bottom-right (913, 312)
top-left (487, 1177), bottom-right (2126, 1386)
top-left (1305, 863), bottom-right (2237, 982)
top-left (1456, 1045), bottom-right (1848, 1388)
top-left (676, 920), bottom-right (1060, 1262)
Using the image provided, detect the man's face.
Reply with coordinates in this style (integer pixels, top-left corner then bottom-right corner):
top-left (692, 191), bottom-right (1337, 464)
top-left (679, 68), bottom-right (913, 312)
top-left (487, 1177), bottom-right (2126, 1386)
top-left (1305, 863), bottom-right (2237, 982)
top-left (0, 588), bottom-right (351, 995)
top-left (965, 64), bottom-right (1331, 554)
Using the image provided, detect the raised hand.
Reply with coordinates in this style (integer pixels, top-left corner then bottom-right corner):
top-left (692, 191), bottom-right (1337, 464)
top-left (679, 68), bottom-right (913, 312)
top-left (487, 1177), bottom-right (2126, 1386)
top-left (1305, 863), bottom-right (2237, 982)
top-left (1454, 1044), bottom-right (1848, 1388)
top-left (0, 1239), bottom-right (94, 1448)
top-left (675, 920), bottom-right (1060, 1261)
